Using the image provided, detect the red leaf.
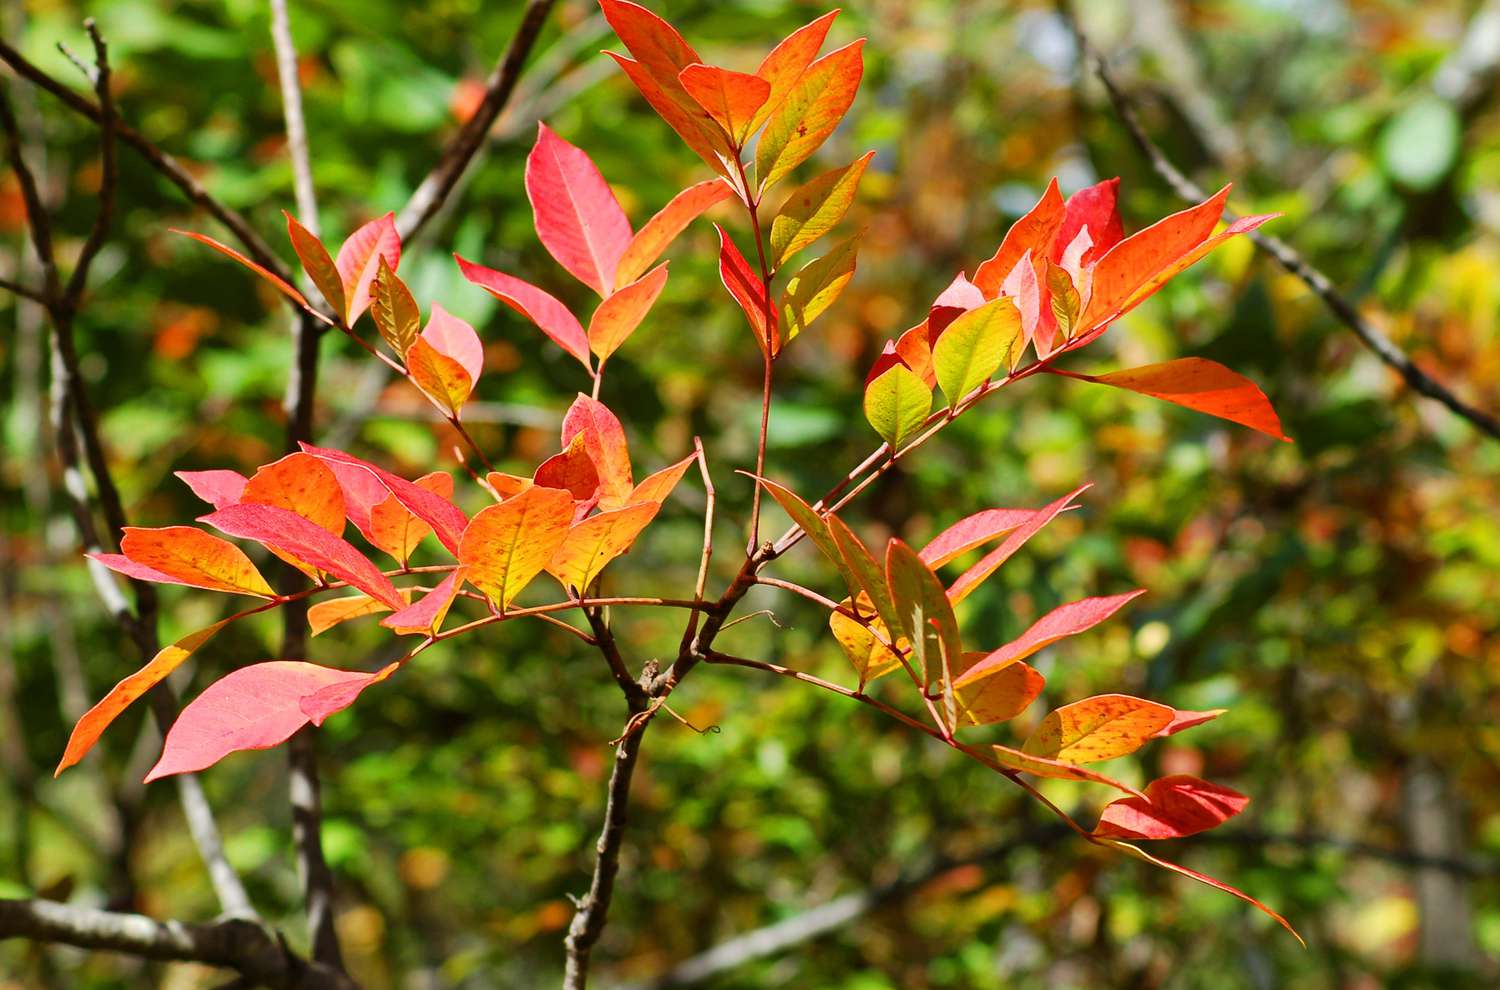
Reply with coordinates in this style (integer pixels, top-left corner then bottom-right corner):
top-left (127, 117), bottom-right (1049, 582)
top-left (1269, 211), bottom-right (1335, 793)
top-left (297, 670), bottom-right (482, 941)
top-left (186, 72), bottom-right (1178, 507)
top-left (561, 395), bottom-right (634, 509)
top-left (175, 469), bottom-right (247, 509)
top-left (334, 212), bottom-right (400, 325)
top-left (679, 63), bottom-right (771, 144)
top-left (615, 178), bottom-right (733, 287)
top-left (200, 504), bottom-right (405, 611)
top-left (366, 472), bottom-right (453, 566)
top-left (455, 254), bottom-right (592, 369)
top-left (1101, 839), bottom-right (1304, 944)
top-left (382, 567), bottom-right (466, 635)
top-left (1094, 774), bottom-right (1249, 840)
top-left (605, 52), bottom-right (734, 176)
top-left (1054, 177), bottom-right (1123, 266)
top-left (1156, 708), bottom-right (1226, 737)
top-left (300, 444), bottom-right (469, 555)
top-left (535, 434), bottom-right (601, 503)
top-left (716, 224), bottom-right (777, 356)
top-left (919, 507), bottom-right (1035, 568)
top-left (145, 661), bottom-right (386, 781)
top-left (1078, 358), bottom-right (1289, 441)
top-left (527, 123), bottom-right (634, 296)
top-left (971, 178), bottom-right (1064, 297)
top-left (171, 230), bottom-right (309, 310)
top-left (956, 591), bottom-right (1146, 688)
top-left (749, 10), bottom-right (840, 135)
top-left (1079, 185), bottom-right (1229, 332)
top-left (947, 484), bottom-right (1091, 605)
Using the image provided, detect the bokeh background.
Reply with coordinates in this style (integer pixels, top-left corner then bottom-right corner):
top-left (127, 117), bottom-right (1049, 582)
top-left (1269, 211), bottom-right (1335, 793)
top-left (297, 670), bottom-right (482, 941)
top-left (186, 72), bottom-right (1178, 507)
top-left (4, 0), bottom-right (1500, 987)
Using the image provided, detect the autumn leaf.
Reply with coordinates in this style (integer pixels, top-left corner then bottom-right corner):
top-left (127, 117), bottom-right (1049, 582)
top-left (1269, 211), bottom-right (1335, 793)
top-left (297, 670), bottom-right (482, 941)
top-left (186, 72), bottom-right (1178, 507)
top-left (971, 178), bottom-right (1063, 297)
top-left (588, 263), bottom-right (669, 361)
top-left (780, 236), bottom-right (857, 341)
top-left (755, 40), bottom-right (865, 195)
top-left (284, 212), bottom-right (345, 318)
top-left (947, 485), bottom-right (1091, 606)
top-left (458, 486), bottom-right (574, 609)
top-left (747, 10), bottom-right (840, 136)
top-left (455, 254), bottom-right (591, 370)
top-left (931, 296), bottom-right (1023, 408)
top-left (301, 444), bottom-right (469, 555)
top-left (1094, 774), bottom-right (1249, 840)
top-left (534, 434), bottom-right (601, 503)
top-left (1072, 358), bottom-right (1289, 441)
top-left (990, 742), bottom-right (1144, 796)
top-left (92, 526), bottom-right (275, 598)
top-left (1156, 708), bottom-right (1226, 737)
top-left (145, 661), bottom-right (390, 781)
top-left (628, 453), bottom-right (695, 505)
top-left (918, 506), bottom-right (1036, 568)
top-left (56, 611), bottom-right (250, 775)
top-left (768, 152), bottom-right (872, 269)
top-left (716, 224), bottom-right (778, 356)
top-left (1022, 694), bottom-right (1175, 764)
top-left (827, 515), bottom-right (901, 636)
top-left (171, 229), bottom-right (309, 311)
top-left (615, 178), bottom-right (733, 286)
top-left (334, 212), bottom-right (400, 325)
top-left (547, 502), bottom-right (660, 593)
top-left (561, 395), bottom-right (634, 510)
top-left (370, 255), bottom-right (420, 357)
top-left (1053, 176), bottom-right (1123, 266)
top-left (954, 656), bottom-right (1044, 727)
top-left (678, 64), bottom-right (771, 145)
top-left (954, 591), bottom-right (1146, 689)
top-left (863, 363), bottom-right (931, 450)
top-left (242, 452), bottom-right (345, 536)
top-left (408, 304), bottom-right (483, 416)
top-left (605, 52), bottom-right (736, 176)
top-left (829, 597), bottom-right (906, 687)
top-left (200, 503), bottom-right (405, 611)
top-left (527, 123), bottom-right (634, 296)
top-left (926, 273), bottom-right (986, 341)
top-left (885, 539), bottom-right (962, 697)
top-left (308, 591), bottom-right (396, 637)
top-left (382, 567), bottom-right (467, 635)
top-left (366, 471), bottom-right (453, 566)
top-left (175, 469), bottom-right (248, 510)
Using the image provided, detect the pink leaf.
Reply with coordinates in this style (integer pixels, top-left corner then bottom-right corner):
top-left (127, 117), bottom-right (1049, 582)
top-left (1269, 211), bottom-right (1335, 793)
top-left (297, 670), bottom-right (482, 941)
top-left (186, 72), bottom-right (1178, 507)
top-left (334, 212), bottom-right (400, 325)
top-left (948, 484), bottom-right (1091, 605)
top-left (526, 123), bottom-right (634, 296)
top-left (145, 661), bottom-right (383, 781)
top-left (200, 503), bottom-right (405, 610)
top-left (1054, 177), bottom-right (1123, 266)
top-left (175, 470), bottom-right (248, 509)
top-left (299, 444), bottom-right (469, 555)
top-left (927, 273), bottom-right (986, 342)
top-left (1155, 708), bottom-right (1227, 738)
top-left (561, 395), bottom-right (634, 510)
top-left (421, 303), bottom-right (484, 384)
top-left (381, 567), bottom-right (466, 635)
top-left (919, 507), bottom-right (1036, 568)
top-left (1094, 774), bottom-right (1249, 840)
top-left (455, 254), bottom-right (592, 369)
top-left (955, 591), bottom-right (1146, 688)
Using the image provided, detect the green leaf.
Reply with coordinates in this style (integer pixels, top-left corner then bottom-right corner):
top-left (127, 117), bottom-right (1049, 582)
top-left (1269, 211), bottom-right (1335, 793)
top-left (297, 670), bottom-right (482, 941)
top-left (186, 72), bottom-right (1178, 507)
top-left (863, 363), bottom-right (932, 449)
top-left (768, 152), bottom-right (873, 269)
top-left (931, 297), bottom-right (1023, 408)
top-left (371, 256), bottom-right (421, 358)
top-left (780, 236), bottom-right (858, 341)
top-left (885, 539), bottom-right (962, 700)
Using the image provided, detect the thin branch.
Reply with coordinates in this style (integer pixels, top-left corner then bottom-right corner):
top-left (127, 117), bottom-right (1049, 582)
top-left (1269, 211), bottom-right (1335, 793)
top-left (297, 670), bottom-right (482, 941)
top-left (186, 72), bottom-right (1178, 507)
top-left (60, 21), bottom-right (113, 312)
top-left (395, 0), bottom-right (558, 242)
top-left (584, 605), bottom-right (648, 711)
top-left (0, 273), bottom-right (50, 304)
top-left (0, 899), bottom-right (358, 990)
top-left (677, 437), bottom-right (716, 654)
top-left (1059, 1), bottom-right (1500, 441)
top-left (266, 0), bottom-right (345, 971)
top-left (0, 39), bottom-right (292, 284)
top-left (563, 717), bottom-right (647, 990)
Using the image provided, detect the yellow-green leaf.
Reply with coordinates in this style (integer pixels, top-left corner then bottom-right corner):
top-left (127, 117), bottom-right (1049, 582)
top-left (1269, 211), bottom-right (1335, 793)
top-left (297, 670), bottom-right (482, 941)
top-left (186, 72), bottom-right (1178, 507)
top-left (863, 363), bottom-right (931, 450)
top-left (371, 256), bottom-right (421, 357)
top-left (931, 297), bottom-right (1023, 408)
top-left (768, 152), bottom-right (872, 269)
top-left (780, 236), bottom-right (857, 341)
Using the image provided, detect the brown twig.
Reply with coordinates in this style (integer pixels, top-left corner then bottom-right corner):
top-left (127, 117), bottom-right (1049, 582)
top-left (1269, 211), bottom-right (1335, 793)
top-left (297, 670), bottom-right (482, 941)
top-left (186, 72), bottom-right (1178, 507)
top-left (1059, 0), bottom-right (1500, 440)
top-left (395, 0), bottom-right (558, 241)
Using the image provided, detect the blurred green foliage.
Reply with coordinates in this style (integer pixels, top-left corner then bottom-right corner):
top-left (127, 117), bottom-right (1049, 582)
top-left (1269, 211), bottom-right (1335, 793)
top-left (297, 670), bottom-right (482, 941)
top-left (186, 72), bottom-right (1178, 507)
top-left (3, 0), bottom-right (1499, 987)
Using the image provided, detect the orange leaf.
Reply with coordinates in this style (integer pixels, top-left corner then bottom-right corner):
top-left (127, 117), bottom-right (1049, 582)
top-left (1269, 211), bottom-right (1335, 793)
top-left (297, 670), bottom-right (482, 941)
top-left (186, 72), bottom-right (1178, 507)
top-left (990, 742), bottom-right (1144, 796)
top-left (458, 486), bottom-right (574, 609)
top-left (628, 453), bottom-right (695, 505)
top-left (605, 52), bottom-right (735, 177)
top-left (242, 452), bottom-right (345, 536)
top-left (547, 502), bottom-right (660, 593)
top-left (955, 656), bottom-right (1043, 727)
top-left (367, 472), bottom-right (453, 566)
top-left (747, 10), bottom-right (840, 136)
top-left (308, 592), bottom-right (397, 636)
top-left (1079, 358), bottom-right (1289, 441)
top-left (171, 229), bottom-right (309, 311)
top-left (754, 39), bottom-right (865, 194)
top-left (1022, 693), bottom-right (1174, 764)
top-left (971, 178), bottom-right (1063, 297)
top-left (56, 611), bottom-right (250, 775)
top-left (284, 213), bottom-right (345, 318)
top-left (93, 526), bottom-right (275, 598)
top-left (615, 178), bottom-right (733, 287)
top-left (407, 336), bottom-right (474, 417)
top-left (679, 63), bottom-right (771, 145)
top-left (588, 263), bottom-right (669, 361)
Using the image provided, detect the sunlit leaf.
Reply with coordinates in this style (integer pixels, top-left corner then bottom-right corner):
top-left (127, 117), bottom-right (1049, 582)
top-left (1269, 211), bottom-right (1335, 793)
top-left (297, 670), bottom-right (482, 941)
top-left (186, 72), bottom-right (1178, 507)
top-left (947, 485), bottom-right (1090, 606)
top-left (562, 395), bottom-right (634, 510)
top-left (954, 656), bottom-right (1043, 727)
top-left (455, 254), bottom-right (591, 369)
top-left (768, 152), bottom-right (871, 269)
top-left (1094, 774), bottom-right (1249, 840)
top-left (589, 263), bottom-right (669, 361)
top-left (755, 40), bottom-right (865, 194)
top-left (615, 178), bottom-right (733, 286)
top-left (932, 296), bottom-right (1023, 408)
top-left (527, 122), bottom-right (634, 296)
top-left (534, 433), bottom-right (601, 504)
top-left (300, 445), bottom-right (469, 556)
top-left (547, 502), bottom-right (660, 592)
top-left (885, 538), bottom-right (961, 694)
top-left (863, 363), bottom-right (931, 450)
top-left (780, 235), bottom-right (857, 341)
top-left (1076, 358), bottom-right (1288, 441)
top-left (919, 507), bottom-right (1035, 568)
top-left (308, 591), bottom-right (396, 637)
top-left (629, 453), bottom-right (695, 505)
top-left (382, 567), bottom-right (467, 635)
top-left (1022, 694), bottom-right (1174, 764)
top-left (679, 63), bottom-right (771, 145)
top-left (175, 469), bottom-right (247, 510)
top-left (458, 486), bottom-right (574, 609)
top-left (716, 224), bottom-right (778, 357)
top-left (284, 212), bottom-right (345, 318)
top-left (92, 527), bottom-right (275, 598)
top-left (954, 591), bottom-right (1146, 689)
top-left (971, 178), bottom-right (1063, 297)
top-left (334, 212), bottom-right (400, 325)
top-left (370, 255), bottom-right (420, 357)
top-left (747, 10), bottom-right (840, 135)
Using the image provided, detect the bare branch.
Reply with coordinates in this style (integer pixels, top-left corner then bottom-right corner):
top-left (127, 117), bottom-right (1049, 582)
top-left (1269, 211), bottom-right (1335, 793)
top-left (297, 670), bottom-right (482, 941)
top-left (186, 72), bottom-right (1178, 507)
top-left (1059, 1), bottom-right (1500, 441)
top-left (0, 273), bottom-right (49, 305)
top-left (0, 38), bottom-right (293, 285)
top-left (395, 0), bottom-right (558, 242)
top-left (60, 20), bottom-right (114, 312)
top-left (0, 898), bottom-right (358, 990)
